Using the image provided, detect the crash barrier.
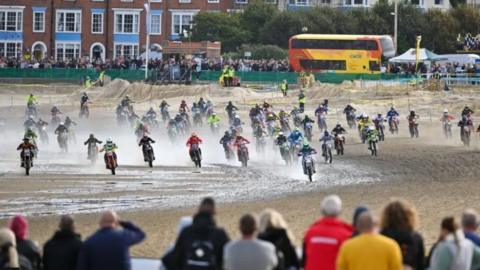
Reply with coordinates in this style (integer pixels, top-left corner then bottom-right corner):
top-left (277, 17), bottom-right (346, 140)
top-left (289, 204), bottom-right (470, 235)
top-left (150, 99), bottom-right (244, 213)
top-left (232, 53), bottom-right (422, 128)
top-left (1, 68), bottom-right (480, 85)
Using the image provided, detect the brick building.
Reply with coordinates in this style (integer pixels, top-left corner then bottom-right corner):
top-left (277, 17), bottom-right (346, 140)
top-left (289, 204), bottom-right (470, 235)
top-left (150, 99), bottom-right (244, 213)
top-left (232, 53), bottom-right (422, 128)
top-left (0, 0), bottom-right (244, 62)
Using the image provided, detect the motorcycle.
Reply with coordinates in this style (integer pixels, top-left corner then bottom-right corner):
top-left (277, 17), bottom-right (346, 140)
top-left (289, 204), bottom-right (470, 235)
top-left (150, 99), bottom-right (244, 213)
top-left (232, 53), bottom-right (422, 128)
top-left (105, 151), bottom-right (117, 175)
top-left (161, 107), bottom-right (170, 122)
top-left (238, 143), bottom-right (249, 167)
top-left (443, 120), bottom-right (452, 139)
top-left (57, 131), bottom-right (68, 153)
top-left (389, 116), bottom-right (399, 135)
top-left (210, 122), bottom-right (220, 134)
top-left (190, 144), bottom-right (202, 168)
top-left (22, 150), bottom-right (33, 176)
top-left (346, 111), bottom-right (356, 129)
top-left (374, 119), bottom-right (385, 141)
top-left (334, 133), bottom-right (345, 155)
top-left (317, 113), bottom-right (328, 132)
top-left (460, 125), bottom-right (472, 147)
top-left (255, 136), bottom-right (266, 154)
top-left (142, 144), bottom-right (155, 168)
top-left (280, 117), bottom-right (291, 133)
top-left (193, 111), bottom-right (202, 128)
top-left (408, 118), bottom-right (419, 138)
top-left (26, 104), bottom-right (37, 118)
top-left (87, 143), bottom-right (98, 165)
top-left (293, 114), bottom-right (302, 128)
top-left (79, 102), bottom-right (90, 119)
top-left (223, 142), bottom-right (236, 161)
top-left (302, 154), bottom-right (316, 182)
top-left (266, 120), bottom-right (276, 137)
top-left (51, 115), bottom-right (61, 129)
top-left (367, 133), bottom-right (379, 156)
top-left (168, 125), bottom-right (178, 143)
top-left (304, 122), bottom-right (313, 142)
top-left (279, 142), bottom-right (292, 165)
top-left (39, 125), bottom-right (49, 144)
top-left (322, 141), bottom-right (333, 164)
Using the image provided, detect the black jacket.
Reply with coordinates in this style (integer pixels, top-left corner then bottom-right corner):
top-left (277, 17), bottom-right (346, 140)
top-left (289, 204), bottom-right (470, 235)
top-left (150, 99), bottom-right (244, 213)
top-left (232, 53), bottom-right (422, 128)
top-left (43, 230), bottom-right (82, 270)
top-left (258, 228), bottom-right (299, 270)
top-left (381, 228), bottom-right (425, 270)
top-left (16, 239), bottom-right (41, 270)
top-left (165, 213), bottom-right (230, 270)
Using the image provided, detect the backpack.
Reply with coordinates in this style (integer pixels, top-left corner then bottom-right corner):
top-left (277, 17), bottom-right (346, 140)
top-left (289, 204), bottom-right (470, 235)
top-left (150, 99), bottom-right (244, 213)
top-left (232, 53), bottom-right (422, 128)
top-left (184, 239), bottom-right (216, 270)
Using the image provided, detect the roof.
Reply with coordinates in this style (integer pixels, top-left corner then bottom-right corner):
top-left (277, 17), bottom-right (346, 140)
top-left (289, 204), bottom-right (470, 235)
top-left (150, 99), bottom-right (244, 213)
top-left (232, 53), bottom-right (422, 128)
top-left (291, 34), bottom-right (390, 40)
top-left (388, 48), bottom-right (448, 63)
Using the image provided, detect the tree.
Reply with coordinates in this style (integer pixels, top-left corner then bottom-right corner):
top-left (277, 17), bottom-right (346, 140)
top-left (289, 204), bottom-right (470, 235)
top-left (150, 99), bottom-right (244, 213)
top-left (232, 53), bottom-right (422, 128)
top-left (241, 1), bottom-right (278, 44)
top-left (421, 9), bottom-right (459, 53)
top-left (450, 5), bottom-right (480, 35)
top-left (260, 11), bottom-right (306, 48)
top-left (191, 12), bottom-right (249, 52)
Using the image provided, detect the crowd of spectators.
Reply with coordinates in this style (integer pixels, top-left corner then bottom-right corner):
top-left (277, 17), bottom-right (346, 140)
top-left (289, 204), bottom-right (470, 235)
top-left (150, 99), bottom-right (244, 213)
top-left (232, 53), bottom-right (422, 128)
top-left (0, 56), bottom-right (291, 73)
top-left (389, 62), bottom-right (480, 75)
top-left (2, 195), bottom-right (480, 270)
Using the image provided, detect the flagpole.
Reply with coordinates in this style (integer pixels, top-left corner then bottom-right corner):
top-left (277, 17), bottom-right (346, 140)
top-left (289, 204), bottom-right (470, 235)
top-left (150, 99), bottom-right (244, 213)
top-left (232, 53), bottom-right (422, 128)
top-left (144, 0), bottom-right (151, 80)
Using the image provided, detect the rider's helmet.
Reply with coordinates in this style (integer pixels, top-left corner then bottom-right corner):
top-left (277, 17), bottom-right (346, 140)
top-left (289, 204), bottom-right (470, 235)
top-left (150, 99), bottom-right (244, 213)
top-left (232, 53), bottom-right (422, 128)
top-left (89, 134), bottom-right (94, 138)
top-left (235, 115), bottom-right (240, 119)
top-left (444, 109), bottom-right (449, 114)
top-left (106, 138), bottom-right (112, 143)
top-left (390, 106), bottom-right (395, 111)
top-left (28, 115), bottom-right (33, 120)
top-left (83, 92), bottom-right (87, 96)
top-left (368, 126), bottom-right (375, 131)
top-left (294, 127), bottom-right (299, 132)
top-left (364, 114), bottom-right (370, 119)
top-left (279, 131), bottom-right (284, 136)
top-left (324, 130), bottom-right (329, 136)
top-left (212, 112), bottom-right (216, 116)
top-left (59, 122), bottom-right (64, 126)
top-left (377, 113), bottom-right (382, 117)
top-left (191, 132), bottom-right (197, 137)
top-left (224, 131), bottom-right (230, 136)
top-left (125, 95), bottom-right (130, 99)
top-left (302, 141), bottom-right (309, 148)
top-left (410, 110), bottom-right (415, 115)
top-left (181, 100), bottom-right (186, 104)
top-left (228, 101), bottom-right (233, 105)
top-left (336, 123), bottom-right (341, 127)
top-left (23, 137), bottom-right (29, 141)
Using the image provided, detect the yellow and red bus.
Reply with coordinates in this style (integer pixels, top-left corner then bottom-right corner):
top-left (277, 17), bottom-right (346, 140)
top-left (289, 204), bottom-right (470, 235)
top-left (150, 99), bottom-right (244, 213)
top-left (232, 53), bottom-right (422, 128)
top-left (288, 34), bottom-right (395, 74)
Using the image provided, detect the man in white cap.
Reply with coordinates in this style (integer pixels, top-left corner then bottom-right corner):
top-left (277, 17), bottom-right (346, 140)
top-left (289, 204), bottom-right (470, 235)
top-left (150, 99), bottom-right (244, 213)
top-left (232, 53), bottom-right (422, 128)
top-left (303, 195), bottom-right (353, 270)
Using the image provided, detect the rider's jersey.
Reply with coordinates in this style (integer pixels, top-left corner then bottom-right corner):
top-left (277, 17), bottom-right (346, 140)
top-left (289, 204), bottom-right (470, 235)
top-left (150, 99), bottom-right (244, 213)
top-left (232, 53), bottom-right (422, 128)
top-left (386, 110), bottom-right (399, 118)
top-left (358, 119), bottom-right (373, 130)
top-left (51, 107), bottom-right (61, 115)
top-left (24, 130), bottom-right (37, 140)
top-left (407, 115), bottom-right (419, 124)
top-left (55, 125), bottom-right (68, 134)
top-left (441, 115), bottom-right (455, 122)
top-left (207, 115), bottom-right (221, 124)
top-left (17, 142), bottom-right (36, 151)
top-left (278, 111), bottom-right (289, 119)
top-left (319, 134), bottom-right (334, 144)
top-left (101, 142), bottom-right (117, 152)
top-left (275, 135), bottom-right (288, 145)
top-left (332, 126), bottom-right (346, 135)
top-left (186, 136), bottom-right (202, 151)
top-left (288, 131), bottom-right (303, 143)
top-left (84, 137), bottom-right (102, 146)
top-left (315, 107), bottom-right (327, 116)
top-left (298, 147), bottom-right (316, 156)
top-left (24, 119), bottom-right (36, 129)
top-left (266, 113), bottom-right (278, 122)
top-left (225, 104), bottom-right (238, 114)
top-left (366, 130), bottom-right (379, 142)
top-left (344, 105), bottom-right (355, 114)
top-left (234, 137), bottom-right (250, 148)
top-left (220, 134), bottom-right (232, 145)
top-left (27, 96), bottom-right (37, 106)
top-left (81, 96), bottom-right (89, 105)
top-left (139, 137), bottom-right (155, 147)
top-left (146, 109), bottom-right (157, 117)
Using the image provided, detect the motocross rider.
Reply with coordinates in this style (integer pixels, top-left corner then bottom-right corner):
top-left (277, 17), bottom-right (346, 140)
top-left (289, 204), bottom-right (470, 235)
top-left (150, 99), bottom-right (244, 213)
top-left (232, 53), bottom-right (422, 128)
top-left (288, 128), bottom-right (304, 146)
top-left (319, 130), bottom-right (334, 155)
top-left (99, 138), bottom-right (118, 168)
top-left (233, 134), bottom-right (250, 161)
top-left (84, 134), bottom-right (102, 158)
top-left (80, 92), bottom-right (89, 109)
top-left (186, 132), bottom-right (203, 161)
top-left (219, 131), bottom-right (233, 155)
top-left (138, 134), bottom-right (155, 161)
top-left (17, 137), bottom-right (37, 167)
top-left (23, 116), bottom-right (37, 131)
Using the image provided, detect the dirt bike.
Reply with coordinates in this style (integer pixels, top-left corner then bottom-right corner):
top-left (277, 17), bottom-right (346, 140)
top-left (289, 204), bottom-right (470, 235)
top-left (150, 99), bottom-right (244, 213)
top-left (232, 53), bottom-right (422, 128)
top-left (142, 144), bottom-right (155, 168)
top-left (388, 116), bottom-right (399, 135)
top-left (87, 144), bottom-right (98, 165)
top-left (280, 117), bottom-right (291, 133)
top-left (322, 140), bottom-right (333, 164)
top-left (79, 103), bottom-right (90, 119)
top-left (334, 133), bottom-right (345, 155)
top-left (190, 144), bottom-right (202, 168)
top-left (238, 143), bottom-right (249, 167)
top-left (460, 125), bottom-right (472, 146)
top-left (346, 111), bottom-right (356, 129)
top-left (302, 154), bottom-right (316, 182)
top-left (57, 131), bottom-right (68, 153)
top-left (26, 104), bottom-right (37, 118)
top-left (408, 118), bottom-right (419, 138)
top-left (161, 107), bottom-right (170, 122)
top-left (105, 151), bottom-right (117, 175)
top-left (293, 114), bottom-right (302, 128)
top-left (279, 142), bottom-right (292, 165)
top-left (317, 113), bottom-right (328, 132)
top-left (223, 142), bottom-right (236, 161)
top-left (255, 136), bottom-right (266, 154)
top-left (39, 125), bottom-right (49, 144)
top-left (22, 150), bottom-right (33, 176)
top-left (266, 120), bottom-right (276, 137)
top-left (374, 120), bottom-right (385, 141)
top-left (443, 120), bottom-right (452, 139)
top-left (304, 122), bottom-right (313, 142)
top-left (51, 115), bottom-right (61, 129)
top-left (367, 133), bottom-right (379, 156)
top-left (193, 111), bottom-right (202, 128)
top-left (167, 125), bottom-right (178, 143)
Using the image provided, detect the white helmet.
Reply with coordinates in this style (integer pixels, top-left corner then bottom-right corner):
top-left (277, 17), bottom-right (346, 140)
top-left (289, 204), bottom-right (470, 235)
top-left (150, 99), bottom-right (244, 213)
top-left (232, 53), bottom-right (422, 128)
top-left (107, 137), bottom-right (112, 143)
top-left (279, 131), bottom-right (284, 135)
top-left (368, 126), bottom-right (375, 131)
top-left (59, 122), bottom-right (64, 125)
top-left (235, 115), bottom-right (240, 119)
top-left (444, 109), bottom-right (448, 113)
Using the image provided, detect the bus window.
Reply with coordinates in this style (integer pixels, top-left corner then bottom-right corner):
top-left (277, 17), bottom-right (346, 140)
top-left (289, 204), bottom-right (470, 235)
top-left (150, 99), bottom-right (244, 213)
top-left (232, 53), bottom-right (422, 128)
top-left (300, 59), bottom-right (347, 70)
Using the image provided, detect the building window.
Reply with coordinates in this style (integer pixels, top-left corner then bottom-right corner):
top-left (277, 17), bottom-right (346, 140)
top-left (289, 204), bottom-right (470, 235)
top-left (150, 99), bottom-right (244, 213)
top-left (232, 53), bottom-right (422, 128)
top-left (411, 0), bottom-right (424, 5)
top-left (179, 0), bottom-right (192, 3)
top-left (91, 13), bottom-right (103, 34)
top-left (114, 43), bottom-right (139, 59)
top-left (172, 13), bottom-right (194, 35)
top-left (208, 0), bottom-right (220, 2)
top-left (0, 11), bottom-right (23, 32)
top-left (344, 0), bottom-right (366, 5)
top-left (236, 0), bottom-right (248, 3)
top-left (56, 42), bottom-right (80, 60)
top-left (150, 0), bottom-right (162, 2)
top-left (265, 0), bottom-right (277, 3)
top-left (56, 11), bottom-right (81, 32)
top-left (150, 14), bottom-right (161, 35)
top-left (120, 0), bottom-right (133, 2)
top-left (33, 11), bottom-right (45, 32)
top-left (0, 42), bottom-right (22, 58)
top-left (434, 0), bottom-right (443, 4)
top-left (115, 12), bottom-right (139, 34)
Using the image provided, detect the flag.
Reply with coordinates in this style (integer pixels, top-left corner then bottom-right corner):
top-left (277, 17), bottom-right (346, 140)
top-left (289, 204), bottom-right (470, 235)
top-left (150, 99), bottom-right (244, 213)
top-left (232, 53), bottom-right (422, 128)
top-left (415, 35), bottom-right (422, 73)
top-left (144, 3), bottom-right (150, 34)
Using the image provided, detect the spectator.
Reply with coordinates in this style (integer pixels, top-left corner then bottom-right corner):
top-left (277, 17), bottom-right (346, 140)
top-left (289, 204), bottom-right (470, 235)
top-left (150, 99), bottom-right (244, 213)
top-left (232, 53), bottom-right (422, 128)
top-left (258, 209), bottom-right (300, 270)
top-left (0, 228), bottom-right (20, 269)
top-left (380, 199), bottom-right (425, 270)
top-left (9, 215), bottom-right (41, 270)
top-left (43, 215), bottom-right (82, 270)
top-left (76, 210), bottom-right (145, 270)
top-left (462, 209), bottom-right (480, 247)
top-left (303, 195), bottom-right (353, 270)
top-left (224, 214), bottom-right (278, 270)
top-left (169, 197), bottom-right (230, 270)
top-left (160, 216), bottom-right (193, 270)
top-left (351, 206), bottom-right (369, 237)
top-left (428, 217), bottom-right (480, 270)
top-left (336, 211), bottom-right (403, 270)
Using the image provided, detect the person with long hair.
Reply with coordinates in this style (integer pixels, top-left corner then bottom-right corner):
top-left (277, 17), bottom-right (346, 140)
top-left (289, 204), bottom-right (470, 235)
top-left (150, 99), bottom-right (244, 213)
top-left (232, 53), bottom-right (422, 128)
top-left (429, 217), bottom-right (480, 270)
top-left (258, 209), bottom-right (299, 270)
top-left (380, 199), bottom-right (425, 270)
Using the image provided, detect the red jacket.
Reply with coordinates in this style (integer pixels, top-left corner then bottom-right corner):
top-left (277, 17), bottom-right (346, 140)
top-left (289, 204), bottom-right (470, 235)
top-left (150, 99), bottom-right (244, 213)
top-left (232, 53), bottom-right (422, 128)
top-left (234, 136), bottom-right (250, 148)
top-left (186, 136), bottom-right (202, 150)
top-left (303, 217), bottom-right (353, 270)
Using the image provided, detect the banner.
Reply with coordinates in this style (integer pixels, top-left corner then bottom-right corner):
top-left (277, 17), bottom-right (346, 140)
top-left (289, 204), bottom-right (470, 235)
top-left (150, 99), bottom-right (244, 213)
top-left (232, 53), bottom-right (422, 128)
top-left (415, 35), bottom-right (422, 73)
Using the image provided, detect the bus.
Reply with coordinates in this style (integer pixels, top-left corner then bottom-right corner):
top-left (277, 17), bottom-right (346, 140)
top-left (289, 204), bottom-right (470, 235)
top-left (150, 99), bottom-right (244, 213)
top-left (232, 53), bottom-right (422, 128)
top-left (288, 34), bottom-right (395, 74)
